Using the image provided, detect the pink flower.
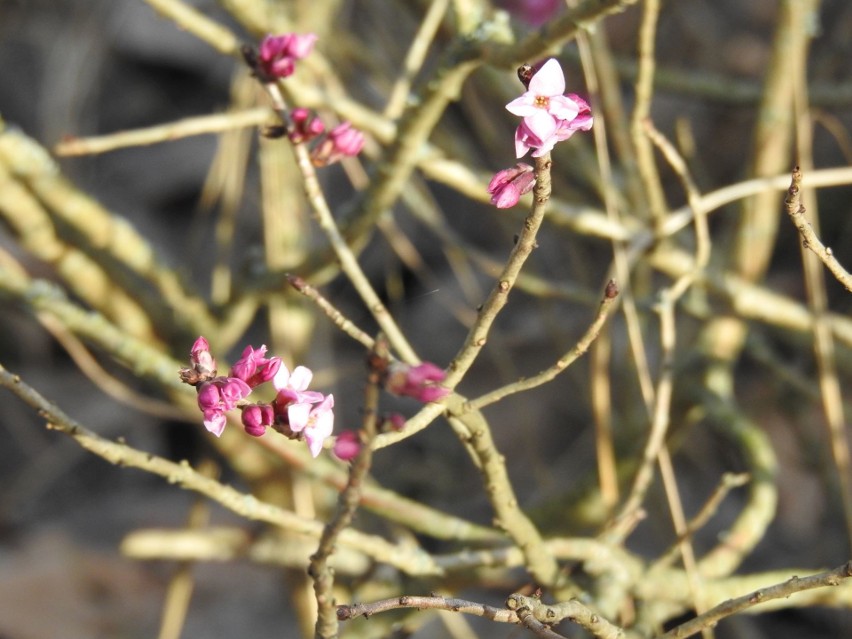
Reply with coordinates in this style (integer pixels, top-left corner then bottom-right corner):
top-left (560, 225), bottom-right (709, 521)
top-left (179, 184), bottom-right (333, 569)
top-left (333, 430), bottom-right (361, 461)
top-left (242, 403), bottom-right (275, 437)
top-left (258, 33), bottom-right (317, 79)
top-left (386, 362), bottom-right (450, 403)
top-left (506, 59), bottom-right (592, 158)
top-left (230, 344), bottom-right (281, 388)
top-left (217, 377), bottom-right (253, 409)
top-left (310, 122), bottom-right (365, 166)
top-left (488, 163), bottom-right (536, 208)
top-left (273, 364), bottom-right (325, 405)
top-left (288, 394), bottom-right (335, 457)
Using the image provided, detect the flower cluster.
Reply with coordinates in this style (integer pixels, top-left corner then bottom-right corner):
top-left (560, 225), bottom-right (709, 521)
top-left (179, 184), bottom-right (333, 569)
top-left (257, 33), bottom-right (317, 80)
top-left (179, 337), bottom-right (334, 458)
top-left (506, 58), bottom-right (593, 159)
top-left (253, 34), bottom-right (366, 167)
top-left (486, 58), bottom-right (593, 209)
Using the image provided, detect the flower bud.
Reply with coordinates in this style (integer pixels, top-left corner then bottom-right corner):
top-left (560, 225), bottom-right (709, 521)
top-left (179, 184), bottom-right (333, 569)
top-left (487, 163), bottom-right (535, 209)
top-left (385, 361), bottom-right (450, 403)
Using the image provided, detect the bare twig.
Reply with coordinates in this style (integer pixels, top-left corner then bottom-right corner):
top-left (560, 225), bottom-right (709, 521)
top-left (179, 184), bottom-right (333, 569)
top-left (462, 280), bottom-right (619, 412)
top-left (310, 337), bottom-right (384, 638)
top-left (785, 165), bottom-right (852, 292)
top-left (659, 562), bottom-right (852, 639)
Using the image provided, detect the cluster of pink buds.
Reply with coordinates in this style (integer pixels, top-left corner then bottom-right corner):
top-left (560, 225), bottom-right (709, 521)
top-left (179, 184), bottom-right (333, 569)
top-left (330, 361), bottom-right (448, 463)
top-left (179, 337), bottom-right (334, 458)
top-left (250, 34), bottom-right (366, 166)
top-left (257, 33), bottom-right (317, 81)
top-left (282, 109), bottom-right (365, 166)
top-left (309, 121), bottom-right (366, 167)
top-left (288, 107), bottom-right (326, 144)
top-left (332, 413), bottom-right (406, 462)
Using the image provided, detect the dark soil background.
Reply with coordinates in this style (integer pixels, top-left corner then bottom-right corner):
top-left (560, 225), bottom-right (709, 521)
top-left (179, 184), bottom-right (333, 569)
top-left (1, 1), bottom-right (852, 637)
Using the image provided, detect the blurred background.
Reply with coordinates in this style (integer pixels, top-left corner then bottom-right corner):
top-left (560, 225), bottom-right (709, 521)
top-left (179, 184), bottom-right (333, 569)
top-left (1, 0), bottom-right (852, 637)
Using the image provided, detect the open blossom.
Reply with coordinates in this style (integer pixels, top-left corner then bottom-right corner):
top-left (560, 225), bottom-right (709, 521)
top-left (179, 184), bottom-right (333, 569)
top-left (506, 58), bottom-right (592, 158)
top-left (488, 163), bottom-right (536, 208)
top-left (385, 361), bottom-right (450, 403)
top-left (273, 364), bottom-right (325, 406)
top-left (286, 394), bottom-right (335, 457)
top-left (257, 33), bottom-right (317, 80)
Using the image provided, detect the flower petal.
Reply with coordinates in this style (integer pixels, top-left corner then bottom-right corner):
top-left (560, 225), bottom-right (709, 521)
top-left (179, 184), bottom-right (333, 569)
top-left (528, 58), bottom-right (565, 96)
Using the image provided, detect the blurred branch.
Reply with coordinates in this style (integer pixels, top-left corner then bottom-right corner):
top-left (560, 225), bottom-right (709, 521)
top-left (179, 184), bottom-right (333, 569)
top-left (143, 0), bottom-right (239, 54)
top-left (53, 109), bottom-right (271, 157)
top-left (0, 125), bottom-right (217, 343)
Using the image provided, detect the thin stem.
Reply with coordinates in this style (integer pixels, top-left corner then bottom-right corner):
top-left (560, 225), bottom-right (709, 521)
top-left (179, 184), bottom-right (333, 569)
top-left (444, 154), bottom-right (554, 388)
top-left (630, 0), bottom-right (667, 224)
top-left (659, 562), bottom-right (852, 639)
top-left (259, 79), bottom-right (419, 363)
top-left (310, 337), bottom-right (384, 638)
top-left (462, 280), bottom-right (618, 412)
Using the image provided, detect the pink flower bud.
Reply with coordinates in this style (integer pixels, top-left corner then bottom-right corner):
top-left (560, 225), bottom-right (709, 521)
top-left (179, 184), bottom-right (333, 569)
top-left (310, 122), bottom-right (365, 167)
top-left (258, 33), bottom-right (317, 80)
top-left (385, 362), bottom-right (450, 403)
top-left (384, 413), bottom-right (406, 431)
top-left (289, 108), bottom-right (325, 143)
top-left (503, 0), bottom-right (561, 26)
top-left (333, 430), bottom-right (361, 461)
top-left (488, 163), bottom-right (536, 209)
top-left (196, 381), bottom-right (221, 411)
top-left (230, 344), bottom-right (281, 388)
top-left (242, 403), bottom-right (275, 437)
top-left (180, 336), bottom-right (218, 385)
